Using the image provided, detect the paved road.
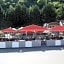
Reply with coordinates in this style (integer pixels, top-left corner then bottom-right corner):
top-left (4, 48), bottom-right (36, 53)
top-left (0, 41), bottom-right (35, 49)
top-left (0, 45), bottom-right (64, 53)
top-left (0, 45), bottom-right (64, 64)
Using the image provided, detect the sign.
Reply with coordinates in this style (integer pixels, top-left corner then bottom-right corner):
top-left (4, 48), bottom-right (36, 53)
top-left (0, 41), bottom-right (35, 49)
top-left (12, 42), bottom-right (19, 48)
top-left (25, 41), bottom-right (32, 47)
top-left (55, 40), bottom-right (61, 46)
top-left (0, 42), bottom-right (6, 48)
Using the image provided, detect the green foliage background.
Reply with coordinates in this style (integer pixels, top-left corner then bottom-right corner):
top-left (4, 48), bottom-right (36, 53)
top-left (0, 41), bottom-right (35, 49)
top-left (0, 0), bottom-right (64, 29)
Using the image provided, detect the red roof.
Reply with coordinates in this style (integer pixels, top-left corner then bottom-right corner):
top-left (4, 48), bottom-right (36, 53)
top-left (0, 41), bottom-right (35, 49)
top-left (19, 24), bottom-right (48, 32)
top-left (48, 22), bottom-right (59, 25)
top-left (1, 27), bottom-right (17, 32)
top-left (49, 26), bottom-right (64, 31)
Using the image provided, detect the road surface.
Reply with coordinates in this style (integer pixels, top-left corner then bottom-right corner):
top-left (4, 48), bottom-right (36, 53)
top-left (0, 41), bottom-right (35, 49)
top-left (0, 46), bottom-right (64, 64)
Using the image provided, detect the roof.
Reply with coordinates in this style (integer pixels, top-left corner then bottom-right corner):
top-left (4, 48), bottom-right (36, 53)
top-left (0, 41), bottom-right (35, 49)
top-left (48, 22), bottom-right (59, 25)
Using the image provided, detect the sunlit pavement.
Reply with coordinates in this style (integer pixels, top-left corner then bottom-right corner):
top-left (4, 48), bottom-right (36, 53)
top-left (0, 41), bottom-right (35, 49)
top-left (0, 46), bottom-right (64, 64)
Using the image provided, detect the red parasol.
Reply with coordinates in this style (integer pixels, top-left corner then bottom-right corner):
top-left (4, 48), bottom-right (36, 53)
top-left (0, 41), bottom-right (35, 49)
top-left (1, 27), bottom-right (17, 32)
top-left (49, 26), bottom-right (64, 31)
top-left (19, 24), bottom-right (48, 32)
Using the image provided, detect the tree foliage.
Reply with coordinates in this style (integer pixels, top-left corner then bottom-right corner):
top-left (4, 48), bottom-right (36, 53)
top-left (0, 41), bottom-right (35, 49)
top-left (0, 0), bottom-right (64, 29)
top-left (29, 5), bottom-right (40, 25)
top-left (41, 4), bottom-right (57, 23)
top-left (37, 0), bottom-right (47, 9)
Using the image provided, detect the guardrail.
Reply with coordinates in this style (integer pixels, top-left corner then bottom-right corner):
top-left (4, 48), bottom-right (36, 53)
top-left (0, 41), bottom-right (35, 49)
top-left (0, 40), bottom-right (41, 48)
top-left (46, 40), bottom-right (64, 46)
top-left (1, 40), bottom-right (64, 48)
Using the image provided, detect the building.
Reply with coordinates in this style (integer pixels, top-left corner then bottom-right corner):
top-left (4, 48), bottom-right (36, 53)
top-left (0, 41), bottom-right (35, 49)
top-left (47, 22), bottom-right (59, 29)
top-left (59, 20), bottom-right (64, 26)
top-left (43, 22), bottom-right (59, 29)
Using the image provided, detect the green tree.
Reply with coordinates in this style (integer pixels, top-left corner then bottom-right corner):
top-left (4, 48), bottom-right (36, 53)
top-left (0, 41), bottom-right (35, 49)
top-left (7, 4), bottom-right (22, 27)
top-left (58, 4), bottom-right (64, 20)
top-left (0, 0), bottom-right (4, 4)
top-left (0, 6), bottom-right (3, 20)
top-left (41, 4), bottom-right (57, 23)
top-left (0, 6), bottom-right (9, 29)
top-left (59, 0), bottom-right (64, 3)
top-left (37, 0), bottom-right (47, 9)
top-left (29, 5), bottom-right (40, 25)
top-left (7, 5), bottom-right (15, 13)
top-left (7, 4), bottom-right (29, 27)
top-left (48, 2), bottom-right (62, 20)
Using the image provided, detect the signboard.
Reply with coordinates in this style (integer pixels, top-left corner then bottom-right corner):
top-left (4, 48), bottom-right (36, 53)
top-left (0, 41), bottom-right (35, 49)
top-left (55, 40), bottom-right (61, 46)
top-left (12, 42), bottom-right (19, 48)
top-left (0, 42), bottom-right (6, 48)
top-left (25, 41), bottom-right (32, 47)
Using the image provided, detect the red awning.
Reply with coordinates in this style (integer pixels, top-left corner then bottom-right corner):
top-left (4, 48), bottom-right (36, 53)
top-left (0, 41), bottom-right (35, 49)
top-left (49, 26), bottom-right (64, 31)
top-left (19, 24), bottom-right (48, 32)
top-left (1, 27), bottom-right (17, 32)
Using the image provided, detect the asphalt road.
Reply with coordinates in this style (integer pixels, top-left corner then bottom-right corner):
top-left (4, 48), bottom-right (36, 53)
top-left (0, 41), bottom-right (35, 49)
top-left (0, 45), bottom-right (64, 64)
top-left (0, 45), bottom-right (64, 53)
